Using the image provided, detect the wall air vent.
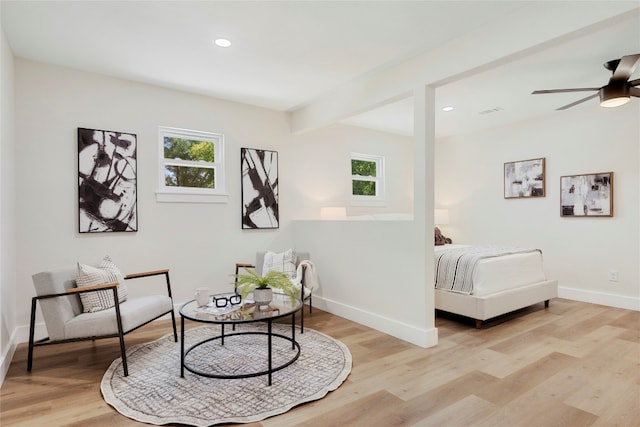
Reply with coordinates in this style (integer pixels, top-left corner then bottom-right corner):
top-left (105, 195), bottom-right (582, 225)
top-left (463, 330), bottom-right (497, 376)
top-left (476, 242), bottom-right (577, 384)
top-left (478, 106), bottom-right (504, 115)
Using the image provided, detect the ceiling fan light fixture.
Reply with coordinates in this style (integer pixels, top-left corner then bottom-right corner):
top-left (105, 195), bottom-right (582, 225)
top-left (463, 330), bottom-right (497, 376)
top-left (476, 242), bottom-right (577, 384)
top-left (599, 84), bottom-right (630, 108)
top-left (600, 96), bottom-right (630, 108)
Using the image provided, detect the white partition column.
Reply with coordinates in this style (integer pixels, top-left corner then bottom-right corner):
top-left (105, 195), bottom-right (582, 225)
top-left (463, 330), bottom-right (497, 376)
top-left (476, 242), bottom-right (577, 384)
top-left (414, 85), bottom-right (437, 337)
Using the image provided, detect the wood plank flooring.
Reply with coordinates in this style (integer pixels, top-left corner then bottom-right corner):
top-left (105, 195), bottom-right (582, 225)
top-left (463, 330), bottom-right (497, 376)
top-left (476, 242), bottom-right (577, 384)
top-left (1, 298), bottom-right (639, 426)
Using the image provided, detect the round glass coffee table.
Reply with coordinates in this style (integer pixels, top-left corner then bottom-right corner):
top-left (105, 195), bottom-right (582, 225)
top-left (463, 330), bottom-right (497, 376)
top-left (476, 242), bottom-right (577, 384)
top-left (179, 291), bottom-right (302, 385)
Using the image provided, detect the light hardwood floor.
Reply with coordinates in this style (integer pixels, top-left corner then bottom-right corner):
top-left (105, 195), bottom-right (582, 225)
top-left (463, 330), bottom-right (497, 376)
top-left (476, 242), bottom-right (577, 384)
top-left (1, 298), bottom-right (639, 426)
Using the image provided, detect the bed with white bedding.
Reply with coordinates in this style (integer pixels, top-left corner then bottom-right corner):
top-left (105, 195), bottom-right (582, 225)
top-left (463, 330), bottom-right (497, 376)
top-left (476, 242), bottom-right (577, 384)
top-left (434, 244), bottom-right (558, 328)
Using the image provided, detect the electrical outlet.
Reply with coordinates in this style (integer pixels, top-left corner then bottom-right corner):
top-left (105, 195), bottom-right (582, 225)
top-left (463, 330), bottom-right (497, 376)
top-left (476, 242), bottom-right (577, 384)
top-left (608, 269), bottom-right (619, 282)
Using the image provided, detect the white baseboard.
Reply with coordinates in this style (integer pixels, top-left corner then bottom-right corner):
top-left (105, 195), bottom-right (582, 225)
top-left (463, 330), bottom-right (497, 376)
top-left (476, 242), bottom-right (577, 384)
top-left (558, 286), bottom-right (640, 311)
top-left (312, 296), bottom-right (438, 348)
top-left (0, 321), bottom-right (46, 386)
top-left (2, 320), bottom-right (46, 386)
top-left (0, 331), bottom-right (17, 387)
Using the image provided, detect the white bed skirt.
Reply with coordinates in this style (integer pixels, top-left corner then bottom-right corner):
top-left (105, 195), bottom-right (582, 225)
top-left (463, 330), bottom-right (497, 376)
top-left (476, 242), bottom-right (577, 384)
top-left (435, 279), bottom-right (558, 322)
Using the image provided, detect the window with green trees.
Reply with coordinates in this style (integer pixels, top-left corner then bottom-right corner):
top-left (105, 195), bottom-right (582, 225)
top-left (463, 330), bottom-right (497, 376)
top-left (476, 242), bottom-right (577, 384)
top-left (352, 159), bottom-right (377, 196)
top-left (159, 127), bottom-right (225, 196)
top-left (351, 153), bottom-right (385, 201)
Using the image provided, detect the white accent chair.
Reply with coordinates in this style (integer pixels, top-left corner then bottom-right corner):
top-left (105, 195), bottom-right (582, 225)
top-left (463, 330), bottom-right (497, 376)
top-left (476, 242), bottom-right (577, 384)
top-left (29, 268), bottom-right (177, 376)
top-left (235, 251), bottom-right (312, 331)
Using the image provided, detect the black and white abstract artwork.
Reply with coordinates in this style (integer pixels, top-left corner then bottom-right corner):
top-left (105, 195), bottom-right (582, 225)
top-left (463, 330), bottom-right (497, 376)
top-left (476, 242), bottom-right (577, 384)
top-left (78, 127), bottom-right (138, 233)
top-left (504, 157), bottom-right (546, 199)
top-left (241, 148), bottom-right (279, 229)
top-left (560, 172), bottom-right (613, 217)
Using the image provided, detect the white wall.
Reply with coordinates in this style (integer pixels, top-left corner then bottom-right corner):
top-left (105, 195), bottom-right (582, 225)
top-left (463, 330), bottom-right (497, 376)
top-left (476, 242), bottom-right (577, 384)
top-left (436, 103), bottom-right (640, 310)
top-left (285, 123), bottom-right (413, 219)
top-left (291, 219), bottom-right (437, 346)
top-left (0, 25), bottom-right (17, 384)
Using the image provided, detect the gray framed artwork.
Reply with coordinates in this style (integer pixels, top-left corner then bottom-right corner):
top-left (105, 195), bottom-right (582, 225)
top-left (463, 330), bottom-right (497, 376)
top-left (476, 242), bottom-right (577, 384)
top-left (78, 127), bottom-right (138, 232)
top-left (241, 148), bottom-right (279, 229)
top-left (560, 172), bottom-right (613, 217)
top-left (504, 157), bottom-right (546, 198)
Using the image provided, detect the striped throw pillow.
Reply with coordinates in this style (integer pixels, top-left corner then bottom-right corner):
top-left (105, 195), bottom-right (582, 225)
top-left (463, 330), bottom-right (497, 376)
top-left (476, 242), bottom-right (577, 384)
top-left (76, 256), bottom-right (128, 313)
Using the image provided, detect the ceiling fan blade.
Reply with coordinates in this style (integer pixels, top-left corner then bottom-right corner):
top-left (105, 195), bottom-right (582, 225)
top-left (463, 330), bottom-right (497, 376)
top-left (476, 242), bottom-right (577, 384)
top-left (556, 93), bottom-right (599, 110)
top-left (532, 88), bottom-right (599, 94)
top-left (629, 78), bottom-right (640, 87)
top-left (610, 54), bottom-right (640, 82)
top-left (630, 87), bottom-right (640, 97)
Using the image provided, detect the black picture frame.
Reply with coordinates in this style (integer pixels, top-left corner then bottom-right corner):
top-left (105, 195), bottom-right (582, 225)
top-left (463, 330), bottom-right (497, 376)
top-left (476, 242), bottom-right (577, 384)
top-left (560, 172), bottom-right (613, 217)
top-left (241, 148), bottom-right (279, 229)
top-left (504, 157), bottom-right (546, 199)
top-left (78, 127), bottom-right (138, 232)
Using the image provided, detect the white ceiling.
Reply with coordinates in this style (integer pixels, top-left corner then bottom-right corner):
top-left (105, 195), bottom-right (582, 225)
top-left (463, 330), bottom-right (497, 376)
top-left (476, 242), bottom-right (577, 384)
top-left (2, 1), bottom-right (639, 138)
top-left (344, 9), bottom-right (640, 138)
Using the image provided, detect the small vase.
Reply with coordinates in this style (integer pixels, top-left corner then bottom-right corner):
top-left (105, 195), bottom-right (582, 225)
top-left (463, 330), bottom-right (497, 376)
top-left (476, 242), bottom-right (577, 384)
top-left (253, 287), bottom-right (272, 310)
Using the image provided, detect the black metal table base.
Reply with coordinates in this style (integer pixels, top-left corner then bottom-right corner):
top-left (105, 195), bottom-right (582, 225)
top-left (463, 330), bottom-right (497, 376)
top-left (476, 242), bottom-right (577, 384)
top-left (180, 315), bottom-right (300, 385)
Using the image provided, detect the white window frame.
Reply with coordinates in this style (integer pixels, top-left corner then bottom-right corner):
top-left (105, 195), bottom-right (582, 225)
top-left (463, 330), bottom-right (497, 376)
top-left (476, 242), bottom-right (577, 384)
top-left (156, 126), bottom-right (228, 203)
top-left (351, 152), bottom-right (386, 206)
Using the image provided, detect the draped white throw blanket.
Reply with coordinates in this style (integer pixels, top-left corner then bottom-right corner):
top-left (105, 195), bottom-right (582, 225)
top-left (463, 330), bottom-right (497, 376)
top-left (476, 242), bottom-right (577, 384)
top-left (294, 260), bottom-right (319, 294)
top-left (435, 246), bottom-right (542, 294)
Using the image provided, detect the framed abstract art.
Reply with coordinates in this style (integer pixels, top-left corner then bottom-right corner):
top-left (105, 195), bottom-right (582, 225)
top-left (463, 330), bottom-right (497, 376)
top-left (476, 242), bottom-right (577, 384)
top-left (504, 157), bottom-right (546, 199)
top-left (241, 148), bottom-right (279, 229)
top-left (560, 172), bottom-right (613, 217)
top-left (78, 127), bottom-right (138, 232)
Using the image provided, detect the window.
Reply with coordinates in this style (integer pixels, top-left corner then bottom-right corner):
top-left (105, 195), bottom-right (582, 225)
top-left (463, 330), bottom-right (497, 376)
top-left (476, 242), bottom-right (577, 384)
top-left (157, 127), bottom-right (228, 203)
top-left (351, 153), bottom-right (385, 205)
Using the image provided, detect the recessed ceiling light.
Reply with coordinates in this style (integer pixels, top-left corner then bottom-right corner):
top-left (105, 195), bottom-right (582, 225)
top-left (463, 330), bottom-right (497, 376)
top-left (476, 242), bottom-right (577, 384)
top-left (214, 38), bottom-right (231, 48)
top-left (442, 106), bottom-right (454, 112)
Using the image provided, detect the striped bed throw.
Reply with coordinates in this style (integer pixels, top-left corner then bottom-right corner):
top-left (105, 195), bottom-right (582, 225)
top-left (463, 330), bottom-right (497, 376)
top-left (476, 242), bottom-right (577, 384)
top-left (434, 246), bottom-right (541, 294)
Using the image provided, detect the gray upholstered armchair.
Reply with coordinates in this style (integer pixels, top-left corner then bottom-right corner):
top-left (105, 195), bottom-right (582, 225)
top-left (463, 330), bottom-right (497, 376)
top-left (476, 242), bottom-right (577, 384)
top-left (28, 267), bottom-right (177, 376)
top-left (235, 250), bottom-right (315, 331)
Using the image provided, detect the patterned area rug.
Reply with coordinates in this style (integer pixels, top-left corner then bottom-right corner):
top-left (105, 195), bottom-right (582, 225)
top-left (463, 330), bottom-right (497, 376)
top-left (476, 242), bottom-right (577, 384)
top-left (101, 323), bottom-right (352, 426)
